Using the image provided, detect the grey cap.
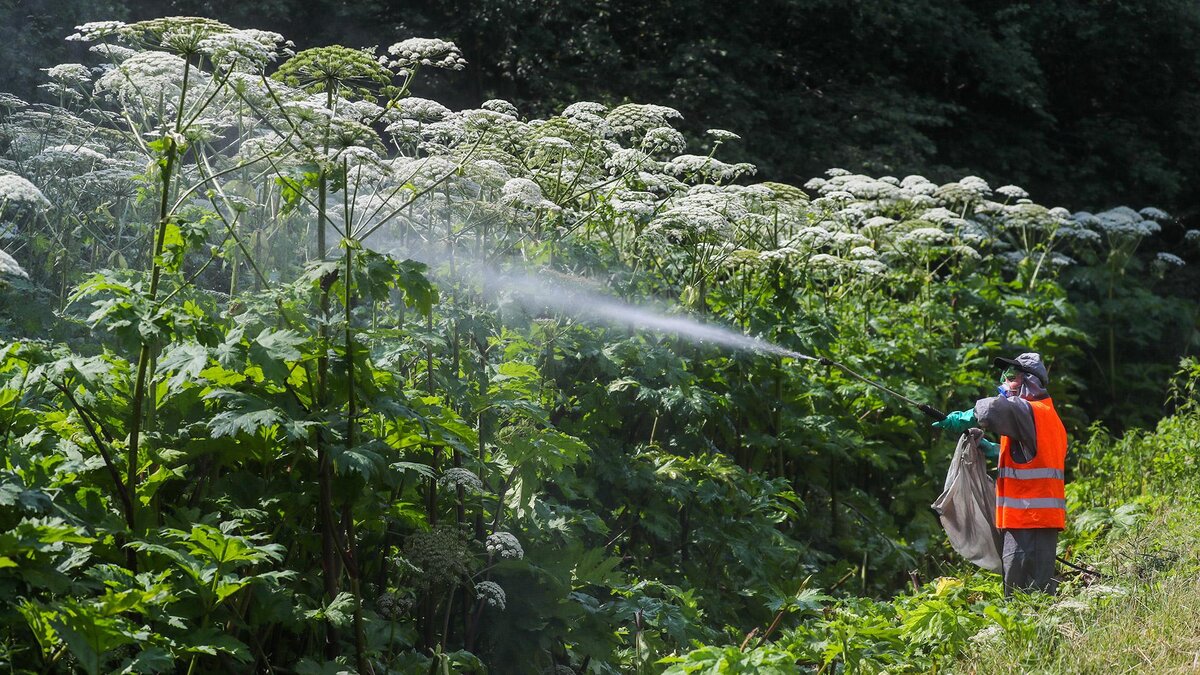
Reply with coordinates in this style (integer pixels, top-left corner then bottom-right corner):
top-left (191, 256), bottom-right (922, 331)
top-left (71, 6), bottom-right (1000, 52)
top-left (993, 352), bottom-right (1050, 384)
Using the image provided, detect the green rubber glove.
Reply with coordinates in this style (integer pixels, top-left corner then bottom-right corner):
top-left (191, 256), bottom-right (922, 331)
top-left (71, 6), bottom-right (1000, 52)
top-left (931, 408), bottom-right (976, 434)
top-left (979, 437), bottom-right (1000, 460)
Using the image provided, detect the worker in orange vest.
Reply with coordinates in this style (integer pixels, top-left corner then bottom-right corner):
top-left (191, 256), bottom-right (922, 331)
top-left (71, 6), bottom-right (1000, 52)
top-left (932, 352), bottom-right (1067, 595)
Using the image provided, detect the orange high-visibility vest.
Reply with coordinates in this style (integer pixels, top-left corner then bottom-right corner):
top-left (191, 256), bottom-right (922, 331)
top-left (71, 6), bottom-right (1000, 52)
top-left (995, 398), bottom-right (1067, 530)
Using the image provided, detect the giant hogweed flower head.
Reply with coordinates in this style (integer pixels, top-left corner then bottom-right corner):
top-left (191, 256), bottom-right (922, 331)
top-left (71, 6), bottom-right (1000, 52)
top-left (562, 101), bottom-right (608, 119)
top-left (641, 126), bottom-right (686, 155)
top-left (101, 17), bottom-right (235, 56)
top-left (474, 581), bottom-right (506, 610)
top-left (438, 467), bottom-right (484, 493)
top-left (995, 185), bottom-right (1029, 200)
top-left (94, 51), bottom-right (203, 113)
top-left (920, 207), bottom-right (970, 228)
top-left (376, 591), bottom-right (414, 620)
top-left (664, 155), bottom-right (755, 183)
top-left (390, 97), bottom-right (451, 123)
top-left (198, 29), bottom-right (286, 70)
top-left (1139, 207), bottom-right (1170, 221)
top-left (934, 176), bottom-right (991, 205)
top-left (481, 99), bottom-right (518, 117)
top-left (44, 64), bottom-right (92, 86)
top-left (610, 190), bottom-right (658, 220)
top-left (1150, 251), bottom-right (1185, 277)
top-left (706, 128), bottom-right (740, 142)
top-left (40, 63), bottom-right (93, 101)
top-left (1154, 252), bottom-right (1186, 268)
top-left (404, 525), bottom-right (472, 589)
top-left (29, 145), bottom-right (107, 177)
top-left (607, 148), bottom-right (653, 176)
top-left (0, 248), bottom-right (28, 279)
top-left (817, 173), bottom-right (904, 201)
top-left (501, 178), bottom-right (558, 211)
top-left (485, 532), bottom-right (524, 560)
top-left (274, 46), bottom-right (393, 100)
top-left (898, 175), bottom-right (934, 189)
top-left (387, 38), bottom-right (467, 72)
top-left (0, 173), bottom-right (51, 211)
top-left (67, 21), bottom-right (128, 42)
top-left (606, 103), bottom-right (682, 136)
top-left (1085, 206), bottom-right (1160, 239)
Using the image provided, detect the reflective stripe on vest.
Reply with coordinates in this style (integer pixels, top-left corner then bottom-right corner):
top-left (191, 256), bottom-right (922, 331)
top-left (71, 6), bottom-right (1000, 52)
top-left (996, 467), bottom-right (1064, 480)
top-left (996, 496), bottom-right (1067, 510)
top-left (995, 397), bottom-right (1068, 530)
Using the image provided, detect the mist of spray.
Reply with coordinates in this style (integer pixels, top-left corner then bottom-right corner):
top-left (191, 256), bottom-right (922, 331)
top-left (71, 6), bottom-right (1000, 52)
top-left (384, 241), bottom-right (814, 361)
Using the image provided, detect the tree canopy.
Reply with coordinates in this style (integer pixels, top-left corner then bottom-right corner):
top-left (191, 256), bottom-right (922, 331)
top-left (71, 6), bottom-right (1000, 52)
top-left (3, 0), bottom-right (1200, 219)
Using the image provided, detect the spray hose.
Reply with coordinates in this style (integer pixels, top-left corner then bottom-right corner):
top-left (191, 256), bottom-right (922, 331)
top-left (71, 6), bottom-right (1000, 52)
top-left (803, 355), bottom-right (947, 421)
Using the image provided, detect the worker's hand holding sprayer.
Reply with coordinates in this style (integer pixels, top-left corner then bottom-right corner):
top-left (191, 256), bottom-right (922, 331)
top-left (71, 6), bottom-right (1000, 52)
top-left (931, 364), bottom-right (1029, 458)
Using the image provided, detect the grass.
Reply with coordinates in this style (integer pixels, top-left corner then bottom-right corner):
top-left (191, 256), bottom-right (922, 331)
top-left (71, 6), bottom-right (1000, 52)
top-left (957, 505), bottom-right (1200, 673)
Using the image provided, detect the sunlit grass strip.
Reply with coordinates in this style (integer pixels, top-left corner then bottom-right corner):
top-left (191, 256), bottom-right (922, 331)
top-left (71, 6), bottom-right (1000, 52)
top-left (960, 506), bottom-right (1200, 673)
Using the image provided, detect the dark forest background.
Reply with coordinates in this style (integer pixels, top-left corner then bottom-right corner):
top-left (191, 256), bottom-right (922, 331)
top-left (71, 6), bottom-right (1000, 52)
top-left (2, 0), bottom-right (1198, 221)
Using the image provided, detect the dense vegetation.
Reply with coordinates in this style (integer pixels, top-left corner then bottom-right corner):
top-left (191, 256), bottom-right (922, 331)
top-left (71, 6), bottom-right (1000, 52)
top-left (6, 1), bottom-right (1200, 221)
top-left (0, 14), bottom-right (1197, 674)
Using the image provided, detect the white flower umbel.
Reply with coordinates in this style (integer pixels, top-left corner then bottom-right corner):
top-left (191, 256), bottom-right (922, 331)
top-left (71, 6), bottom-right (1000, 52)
top-left (534, 135), bottom-right (573, 151)
top-left (392, 97), bottom-right (451, 123)
top-left (900, 175), bottom-right (937, 196)
top-left (475, 581), bottom-right (506, 610)
top-left (198, 29), bottom-right (285, 70)
top-left (664, 154), bottom-right (753, 183)
top-left (1139, 206), bottom-right (1170, 221)
top-left (0, 173), bottom-right (51, 210)
top-left (1155, 252), bottom-right (1186, 267)
top-left (501, 177), bottom-right (556, 211)
top-left (0, 248), bottom-right (28, 278)
top-left (899, 227), bottom-right (952, 246)
top-left (706, 128), bottom-right (740, 141)
top-left (1088, 206), bottom-right (1160, 238)
top-left (606, 148), bottom-right (652, 175)
top-left (438, 467), bottom-right (484, 493)
top-left (95, 50), bottom-right (201, 113)
top-left (562, 101), bottom-right (608, 118)
top-left (641, 126), bottom-right (686, 155)
top-left (387, 38), bottom-right (467, 70)
top-left (996, 184), bottom-right (1029, 200)
top-left (481, 99), bottom-right (519, 117)
top-left (606, 103), bottom-right (682, 136)
top-left (44, 63), bottom-right (92, 85)
top-left (67, 21), bottom-right (127, 42)
top-left (485, 532), bottom-right (524, 559)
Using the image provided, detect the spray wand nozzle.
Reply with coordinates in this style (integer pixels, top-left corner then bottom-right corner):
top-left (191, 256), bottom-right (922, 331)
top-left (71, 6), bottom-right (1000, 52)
top-left (917, 403), bottom-right (947, 421)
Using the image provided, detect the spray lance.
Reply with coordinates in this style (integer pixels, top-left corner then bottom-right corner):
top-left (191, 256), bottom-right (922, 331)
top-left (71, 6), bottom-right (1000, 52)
top-left (784, 350), bottom-right (947, 421)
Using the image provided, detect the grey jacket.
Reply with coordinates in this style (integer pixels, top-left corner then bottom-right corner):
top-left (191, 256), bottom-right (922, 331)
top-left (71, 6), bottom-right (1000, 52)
top-left (974, 374), bottom-right (1048, 464)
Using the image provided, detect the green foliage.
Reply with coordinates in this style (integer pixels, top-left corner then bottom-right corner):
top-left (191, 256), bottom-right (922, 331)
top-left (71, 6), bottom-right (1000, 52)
top-left (0, 11), bottom-right (1196, 674)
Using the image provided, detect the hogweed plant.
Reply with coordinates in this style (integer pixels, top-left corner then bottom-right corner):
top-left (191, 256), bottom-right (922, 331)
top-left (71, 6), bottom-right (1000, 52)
top-left (0, 14), bottom-right (1194, 675)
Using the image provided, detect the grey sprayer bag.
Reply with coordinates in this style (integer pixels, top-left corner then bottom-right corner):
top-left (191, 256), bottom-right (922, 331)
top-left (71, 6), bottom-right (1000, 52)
top-left (931, 429), bottom-right (1003, 573)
